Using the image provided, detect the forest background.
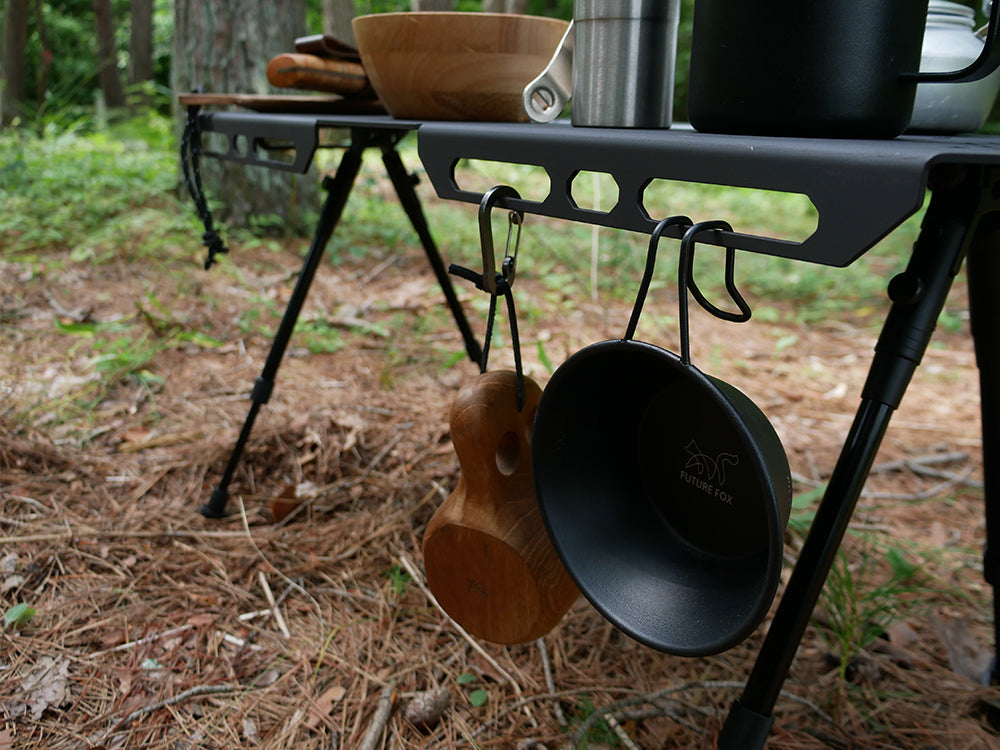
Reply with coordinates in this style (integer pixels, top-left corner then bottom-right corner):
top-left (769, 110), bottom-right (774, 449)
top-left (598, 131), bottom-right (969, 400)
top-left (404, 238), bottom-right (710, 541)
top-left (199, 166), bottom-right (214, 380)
top-left (4, 0), bottom-right (999, 232)
top-left (0, 0), bottom-right (577, 133)
top-left (4, 1), bottom-right (1000, 748)
top-left (3, 0), bottom-right (1000, 138)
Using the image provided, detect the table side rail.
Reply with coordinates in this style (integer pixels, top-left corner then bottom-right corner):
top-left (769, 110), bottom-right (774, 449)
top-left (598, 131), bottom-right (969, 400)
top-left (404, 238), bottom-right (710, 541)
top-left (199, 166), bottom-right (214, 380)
top-left (418, 121), bottom-right (1000, 266)
top-left (191, 112), bottom-right (423, 174)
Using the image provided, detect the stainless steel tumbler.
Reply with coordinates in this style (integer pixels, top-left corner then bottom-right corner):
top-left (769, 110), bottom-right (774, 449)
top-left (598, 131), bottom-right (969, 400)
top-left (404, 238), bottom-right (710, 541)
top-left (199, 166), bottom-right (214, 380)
top-left (572, 0), bottom-right (681, 128)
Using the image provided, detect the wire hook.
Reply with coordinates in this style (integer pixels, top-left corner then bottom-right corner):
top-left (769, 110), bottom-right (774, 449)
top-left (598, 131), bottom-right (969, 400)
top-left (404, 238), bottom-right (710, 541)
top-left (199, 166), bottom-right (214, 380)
top-left (679, 220), bottom-right (752, 325)
top-left (478, 185), bottom-right (524, 294)
top-left (678, 220), bottom-right (753, 365)
top-left (623, 215), bottom-right (694, 342)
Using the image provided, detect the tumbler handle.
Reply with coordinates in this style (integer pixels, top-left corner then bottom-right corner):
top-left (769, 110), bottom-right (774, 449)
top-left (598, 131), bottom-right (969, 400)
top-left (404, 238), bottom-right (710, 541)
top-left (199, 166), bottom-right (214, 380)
top-left (523, 21), bottom-right (574, 123)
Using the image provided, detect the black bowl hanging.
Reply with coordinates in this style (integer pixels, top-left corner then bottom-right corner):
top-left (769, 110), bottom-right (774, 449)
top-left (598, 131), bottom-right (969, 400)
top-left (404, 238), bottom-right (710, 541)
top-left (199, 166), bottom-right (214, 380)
top-left (531, 218), bottom-right (792, 656)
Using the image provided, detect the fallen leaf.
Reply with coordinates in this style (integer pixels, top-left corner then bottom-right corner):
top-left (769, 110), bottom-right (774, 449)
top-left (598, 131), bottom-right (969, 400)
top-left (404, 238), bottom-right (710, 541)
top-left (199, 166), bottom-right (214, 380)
top-left (271, 480), bottom-right (323, 522)
top-left (470, 654), bottom-right (507, 685)
top-left (100, 629), bottom-right (127, 650)
top-left (381, 277), bottom-right (434, 310)
top-left (119, 427), bottom-right (151, 444)
top-left (1, 553), bottom-right (17, 574)
top-left (0, 727), bottom-right (13, 750)
top-left (927, 520), bottom-right (950, 547)
top-left (270, 487), bottom-right (303, 523)
top-left (929, 611), bottom-right (992, 682)
top-left (305, 684), bottom-right (347, 730)
top-left (1, 575), bottom-right (26, 595)
top-left (242, 717), bottom-right (259, 743)
top-left (823, 382), bottom-right (849, 399)
top-left (186, 613), bottom-right (217, 627)
top-left (885, 621), bottom-right (919, 649)
top-left (333, 411), bottom-right (366, 453)
top-left (159, 635), bottom-right (185, 652)
top-left (19, 656), bottom-right (70, 720)
top-left (113, 668), bottom-right (134, 697)
top-left (256, 669), bottom-right (281, 687)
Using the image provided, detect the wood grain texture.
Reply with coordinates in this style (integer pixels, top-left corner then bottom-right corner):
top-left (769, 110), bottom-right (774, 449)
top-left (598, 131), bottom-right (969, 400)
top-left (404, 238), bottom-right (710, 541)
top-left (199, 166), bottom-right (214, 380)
top-left (177, 92), bottom-right (385, 114)
top-left (423, 370), bottom-right (578, 644)
top-left (352, 12), bottom-right (568, 121)
top-left (266, 53), bottom-right (372, 95)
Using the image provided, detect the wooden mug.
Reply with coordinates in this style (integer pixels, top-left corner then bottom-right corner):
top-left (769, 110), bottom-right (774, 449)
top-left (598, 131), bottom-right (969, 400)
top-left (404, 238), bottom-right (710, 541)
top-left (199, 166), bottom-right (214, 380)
top-left (423, 370), bottom-right (578, 644)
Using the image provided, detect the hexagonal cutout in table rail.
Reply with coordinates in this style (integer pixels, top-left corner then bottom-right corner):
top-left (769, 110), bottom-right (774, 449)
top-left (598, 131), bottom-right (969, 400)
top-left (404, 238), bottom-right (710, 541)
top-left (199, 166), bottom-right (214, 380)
top-left (452, 159), bottom-right (551, 205)
top-left (569, 171), bottom-right (620, 213)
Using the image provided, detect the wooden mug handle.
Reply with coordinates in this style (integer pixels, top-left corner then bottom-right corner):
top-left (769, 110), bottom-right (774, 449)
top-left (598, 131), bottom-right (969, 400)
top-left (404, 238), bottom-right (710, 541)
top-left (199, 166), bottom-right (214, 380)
top-left (423, 370), bottom-right (578, 644)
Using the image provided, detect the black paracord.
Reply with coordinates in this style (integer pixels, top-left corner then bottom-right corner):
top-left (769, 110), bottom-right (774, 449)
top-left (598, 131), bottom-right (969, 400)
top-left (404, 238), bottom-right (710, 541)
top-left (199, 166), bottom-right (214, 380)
top-left (180, 106), bottom-right (228, 270)
top-left (449, 265), bottom-right (526, 412)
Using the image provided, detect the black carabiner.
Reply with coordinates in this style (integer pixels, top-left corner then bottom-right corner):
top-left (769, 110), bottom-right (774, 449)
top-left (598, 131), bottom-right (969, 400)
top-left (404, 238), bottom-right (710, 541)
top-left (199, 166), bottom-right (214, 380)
top-left (478, 185), bottom-right (523, 294)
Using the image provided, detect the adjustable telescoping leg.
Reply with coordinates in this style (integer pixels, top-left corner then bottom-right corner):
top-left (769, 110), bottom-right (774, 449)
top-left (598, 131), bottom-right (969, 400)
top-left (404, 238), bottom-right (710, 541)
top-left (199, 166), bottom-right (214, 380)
top-left (718, 165), bottom-right (988, 749)
top-left (378, 135), bottom-right (483, 364)
top-left (201, 141), bottom-right (365, 518)
top-left (966, 167), bottom-right (1000, 686)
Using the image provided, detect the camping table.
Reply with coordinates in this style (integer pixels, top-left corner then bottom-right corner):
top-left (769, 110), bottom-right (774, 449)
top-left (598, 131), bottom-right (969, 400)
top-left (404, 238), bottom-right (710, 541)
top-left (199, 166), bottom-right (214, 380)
top-left (179, 107), bottom-right (484, 519)
top-left (183, 107), bottom-right (1000, 749)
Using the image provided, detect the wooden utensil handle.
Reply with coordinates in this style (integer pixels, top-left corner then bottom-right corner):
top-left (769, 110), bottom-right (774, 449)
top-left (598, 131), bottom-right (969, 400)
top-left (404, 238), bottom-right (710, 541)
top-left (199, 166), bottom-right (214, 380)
top-left (294, 34), bottom-right (362, 62)
top-left (266, 53), bottom-right (371, 96)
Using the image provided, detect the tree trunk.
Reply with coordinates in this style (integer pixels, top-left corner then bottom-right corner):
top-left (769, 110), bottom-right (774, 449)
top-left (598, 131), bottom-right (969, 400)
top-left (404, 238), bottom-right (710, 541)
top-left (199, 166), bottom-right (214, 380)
top-left (94, 0), bottom-right (127, 108)
top-left (33, 0), bottom-right (53, 106)
top-left (173, 0), bottom-right (315, 234)
top-left (128, 0), bottom-right (155, 86)
top-left (1, 0), bottom-right (30, 126)
top-left (412, 0), bottom-right (455, 10)
top-left (322, 0), bottom-right (356, 47)
top-left (483, 0), bottom-right (527, 11)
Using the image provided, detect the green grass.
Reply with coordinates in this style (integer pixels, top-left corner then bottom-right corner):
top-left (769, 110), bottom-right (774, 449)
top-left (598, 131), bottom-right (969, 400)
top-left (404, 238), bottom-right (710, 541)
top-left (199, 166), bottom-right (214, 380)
top-left (1, 111), bottom-right (190, 259)
top-left (819, 542), bottom-right (929, 681)
top-left (2, 115), bottom-right (930, 329)
top-left (1, 116), bottom-right (934, 438)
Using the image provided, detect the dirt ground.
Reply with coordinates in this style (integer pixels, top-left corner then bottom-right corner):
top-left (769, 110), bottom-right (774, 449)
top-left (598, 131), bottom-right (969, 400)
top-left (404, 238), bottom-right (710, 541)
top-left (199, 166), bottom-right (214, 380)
top-left (1, 190), bottom-right (999, 748)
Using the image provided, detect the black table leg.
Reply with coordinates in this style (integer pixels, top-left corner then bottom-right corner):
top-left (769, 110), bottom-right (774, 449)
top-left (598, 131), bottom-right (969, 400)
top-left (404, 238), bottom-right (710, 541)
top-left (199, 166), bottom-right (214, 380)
top-left (378, 135), bottom-right (482, 364)
top-left (719, 165), bottom-right (988, 748)
top-left (201, 138), bottom-right (365, 518)
top-left (966, 171), bottom-right (1000, 685)
top-left (201, 128), bottom-right (482, 518)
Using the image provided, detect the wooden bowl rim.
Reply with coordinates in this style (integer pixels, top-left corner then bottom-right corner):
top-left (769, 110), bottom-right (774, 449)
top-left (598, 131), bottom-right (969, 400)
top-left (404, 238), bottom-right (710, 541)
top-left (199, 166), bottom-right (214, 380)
top-left (353, 11), bottom-right (569, 25)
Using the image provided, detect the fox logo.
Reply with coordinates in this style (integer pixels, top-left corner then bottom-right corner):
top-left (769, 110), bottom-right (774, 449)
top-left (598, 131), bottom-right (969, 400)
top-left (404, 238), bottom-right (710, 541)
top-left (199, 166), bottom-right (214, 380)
top-left (683, 439), bottom-right (738, 485)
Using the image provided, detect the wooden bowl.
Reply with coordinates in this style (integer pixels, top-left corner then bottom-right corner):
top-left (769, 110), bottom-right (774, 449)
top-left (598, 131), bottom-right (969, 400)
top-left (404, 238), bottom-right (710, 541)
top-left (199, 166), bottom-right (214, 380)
top-left (352, 12), bottom-right (569, 122)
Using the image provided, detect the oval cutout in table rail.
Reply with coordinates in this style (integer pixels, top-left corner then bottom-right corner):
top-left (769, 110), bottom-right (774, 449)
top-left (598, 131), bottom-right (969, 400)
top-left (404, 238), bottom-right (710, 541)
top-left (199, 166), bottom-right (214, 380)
top-left (642, 179), bottom-right (818, 245)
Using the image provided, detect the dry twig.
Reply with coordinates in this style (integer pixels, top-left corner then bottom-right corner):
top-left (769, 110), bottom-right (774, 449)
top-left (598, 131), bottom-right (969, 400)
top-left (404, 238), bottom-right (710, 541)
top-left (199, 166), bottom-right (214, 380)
top-left (571, 680), bottom-right (835, 747)
top-left (258, 569), bottom-right (291, 638)
top-left (360, 684), bottom-right (397, 750)
top-left (89, 683), bottom-right (242, 746)
top-left (237, 494), bottom-right (327, 631)
top-left (398, 554), bottom-right (538, 727)
top-left (536, 636), bottom-right (566, 725)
